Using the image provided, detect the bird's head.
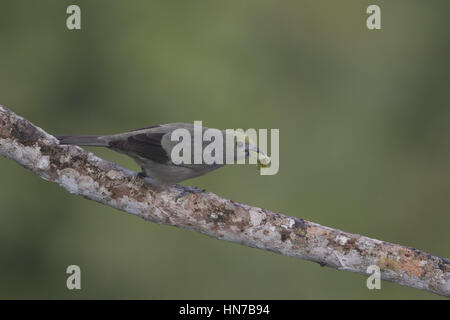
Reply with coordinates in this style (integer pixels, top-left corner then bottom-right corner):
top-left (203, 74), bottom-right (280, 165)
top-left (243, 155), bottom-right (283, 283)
top-left (233, 131), bottom-right (271, 169)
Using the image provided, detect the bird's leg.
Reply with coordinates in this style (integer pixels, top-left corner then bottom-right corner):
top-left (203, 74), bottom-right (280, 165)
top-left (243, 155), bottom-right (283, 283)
top-left (138, 167), bottom-right (150, 179)
top-left (130, 169), bottom-right (164, 192)
top-left (175, 185), bottom-right (206, 200)
top-left (137, 171), bottom-right (146, 179)
top-left (129, 169), bottom-right (148, 184)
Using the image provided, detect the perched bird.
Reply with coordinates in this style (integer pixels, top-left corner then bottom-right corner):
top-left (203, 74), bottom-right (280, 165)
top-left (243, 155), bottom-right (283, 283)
top-left (57, 123), bottom-right (270, 196)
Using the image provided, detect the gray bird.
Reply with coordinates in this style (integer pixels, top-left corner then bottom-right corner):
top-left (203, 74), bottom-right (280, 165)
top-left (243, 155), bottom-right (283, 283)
top-left (57, 123), bottom-right (270, 196)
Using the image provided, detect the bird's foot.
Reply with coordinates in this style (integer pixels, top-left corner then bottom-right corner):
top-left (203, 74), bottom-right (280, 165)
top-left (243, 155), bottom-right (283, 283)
top-left (137, 171), bottom-right (147, 179)
top-left (175, 185), bottom-right (206, 200)
top-left (130, 171), bottom-right (147, 184)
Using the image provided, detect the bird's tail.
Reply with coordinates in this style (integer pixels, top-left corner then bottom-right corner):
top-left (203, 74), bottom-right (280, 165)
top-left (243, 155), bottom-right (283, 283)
top-left (57, 135), bottom-right (109, 146)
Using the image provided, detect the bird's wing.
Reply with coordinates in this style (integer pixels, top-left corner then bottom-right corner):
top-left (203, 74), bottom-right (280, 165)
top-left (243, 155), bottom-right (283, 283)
top-left (108, 131), bottom-right (170, 164)
top-left (107, 123), bottom-right (215, 167)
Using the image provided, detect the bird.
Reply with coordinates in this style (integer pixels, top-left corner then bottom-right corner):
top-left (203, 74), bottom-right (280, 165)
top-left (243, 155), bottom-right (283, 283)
top-left (57, 123), bottom-right (270, 197)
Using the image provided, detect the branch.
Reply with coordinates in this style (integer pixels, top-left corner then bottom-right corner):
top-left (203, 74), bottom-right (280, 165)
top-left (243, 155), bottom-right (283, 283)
top-left (0, 105), bottom-right (449, 298)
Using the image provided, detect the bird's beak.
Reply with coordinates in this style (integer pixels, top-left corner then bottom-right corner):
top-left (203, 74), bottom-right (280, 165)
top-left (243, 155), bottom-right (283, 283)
top-left (246, 144), bottom-right (271, 168)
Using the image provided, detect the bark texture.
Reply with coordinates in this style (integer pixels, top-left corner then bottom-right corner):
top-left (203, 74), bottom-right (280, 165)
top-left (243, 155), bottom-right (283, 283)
top-left (0, 105), bottom-right (449, 297)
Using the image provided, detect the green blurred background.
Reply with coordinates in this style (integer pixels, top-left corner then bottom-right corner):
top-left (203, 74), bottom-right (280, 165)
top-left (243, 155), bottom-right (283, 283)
top-left (0, 0), bottom-right (449, 299)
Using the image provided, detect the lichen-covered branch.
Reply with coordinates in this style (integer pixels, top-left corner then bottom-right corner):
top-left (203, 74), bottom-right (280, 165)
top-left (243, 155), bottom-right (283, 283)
top-left (0, 105), bottom-right (449, 298)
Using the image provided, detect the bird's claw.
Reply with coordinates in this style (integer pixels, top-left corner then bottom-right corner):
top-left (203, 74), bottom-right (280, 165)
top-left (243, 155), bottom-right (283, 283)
top-left (175, 185), bottom-right (205, 200)
top-left (130, 171), bottom-right (147, 185)
top-left (136, 171), bottom-right (147, 179)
